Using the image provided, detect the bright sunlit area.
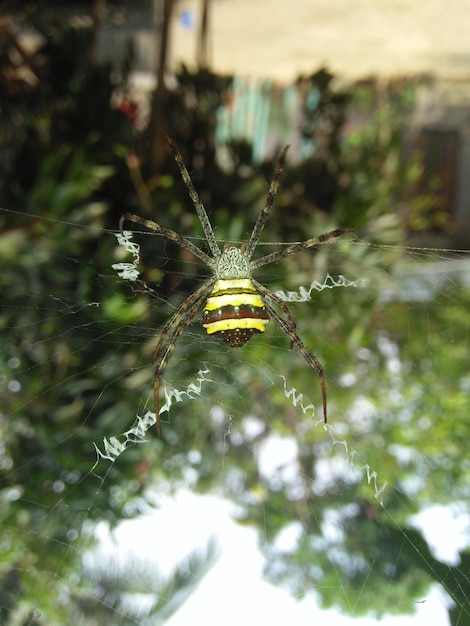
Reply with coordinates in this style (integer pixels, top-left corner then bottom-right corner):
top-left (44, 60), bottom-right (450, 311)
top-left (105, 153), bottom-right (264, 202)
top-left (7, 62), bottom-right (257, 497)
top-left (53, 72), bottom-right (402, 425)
top-left (2, 1), bottom-right (470, 625)
top-left (96, 492), bottom-right (454, 626)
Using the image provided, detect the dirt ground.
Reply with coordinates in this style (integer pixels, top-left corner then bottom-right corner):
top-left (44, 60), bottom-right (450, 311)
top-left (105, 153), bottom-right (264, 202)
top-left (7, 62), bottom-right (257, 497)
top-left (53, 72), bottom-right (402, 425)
top-left (172, 0), bottom-right (470, 82)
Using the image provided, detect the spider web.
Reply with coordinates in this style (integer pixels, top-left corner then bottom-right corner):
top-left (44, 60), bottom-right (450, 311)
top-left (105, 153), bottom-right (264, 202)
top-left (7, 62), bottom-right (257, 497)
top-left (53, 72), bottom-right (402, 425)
top-left (1, 208), bottom-right (470, 625)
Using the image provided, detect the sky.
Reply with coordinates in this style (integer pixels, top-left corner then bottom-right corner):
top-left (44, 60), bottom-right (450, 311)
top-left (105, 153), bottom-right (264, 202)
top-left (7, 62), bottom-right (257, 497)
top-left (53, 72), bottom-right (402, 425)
top-left (93, 431), bottom-right (470, 625)
top-left (106, 491), bottom-right (453, 626)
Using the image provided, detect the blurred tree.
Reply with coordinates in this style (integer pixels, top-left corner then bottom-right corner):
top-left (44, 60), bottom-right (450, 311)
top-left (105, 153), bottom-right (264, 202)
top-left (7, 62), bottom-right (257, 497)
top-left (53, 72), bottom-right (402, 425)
top-left (71, 539), bottom-right (218, 625)
top-left (197, 0), bottom-right (211, 70)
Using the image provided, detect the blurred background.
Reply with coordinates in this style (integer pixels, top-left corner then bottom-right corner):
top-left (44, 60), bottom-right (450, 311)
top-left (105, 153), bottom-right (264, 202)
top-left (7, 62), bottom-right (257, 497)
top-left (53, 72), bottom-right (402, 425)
top-left (1, 1), bottom-right (470, 624)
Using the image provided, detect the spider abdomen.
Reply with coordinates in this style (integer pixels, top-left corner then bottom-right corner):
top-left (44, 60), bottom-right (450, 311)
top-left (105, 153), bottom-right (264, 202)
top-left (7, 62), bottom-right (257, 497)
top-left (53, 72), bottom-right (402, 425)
top-left (202, 278), bottom-right (269, 347)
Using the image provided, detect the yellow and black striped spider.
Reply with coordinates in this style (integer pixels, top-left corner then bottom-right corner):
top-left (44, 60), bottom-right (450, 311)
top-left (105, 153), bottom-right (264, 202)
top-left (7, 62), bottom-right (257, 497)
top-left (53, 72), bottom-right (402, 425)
top-left (121, 134), bottom-right (354, 438)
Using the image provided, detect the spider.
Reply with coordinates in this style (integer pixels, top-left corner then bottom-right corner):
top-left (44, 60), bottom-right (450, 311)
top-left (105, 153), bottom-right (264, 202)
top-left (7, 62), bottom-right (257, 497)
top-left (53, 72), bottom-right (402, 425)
top-left (120, 133), bottom-right (355, 438)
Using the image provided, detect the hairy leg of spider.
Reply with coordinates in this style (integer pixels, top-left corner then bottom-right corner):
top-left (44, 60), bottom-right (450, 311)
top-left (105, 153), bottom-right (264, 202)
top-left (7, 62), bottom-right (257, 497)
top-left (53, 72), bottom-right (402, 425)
top-left (251, 228), bottom-right (357, 271)
top-left (244, 145), bottom-right (290, 261)
top-left (260, 290), bottom-right (328, 423)
top-left (252, 278), bottom-right (298, 349)
top-left (120, 213), bottom-right (216, 269)
top-left (153, 297), bottom-right (207, 438)
top-left (151, 279), bottom-right (216, 437)
top-left (162, 132), bottom-right (221, 260)
top-left (151, 279), bottom-right (216, 364)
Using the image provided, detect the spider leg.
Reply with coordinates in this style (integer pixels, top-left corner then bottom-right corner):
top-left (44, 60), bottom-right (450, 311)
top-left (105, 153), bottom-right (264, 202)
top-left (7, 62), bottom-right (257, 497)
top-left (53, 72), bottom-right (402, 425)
top-left (244, 145), bottom-right (290, 260)
top-left (251, 228), bottom-right (357, 271)
top-left (151, 278), bottom-right (216, 437)
top-left (120, 213), bottom-right (216, 269)
top-left (162, 132), bottom-right (222, 260)
top-left (253, 280), bottom-right (328, 423)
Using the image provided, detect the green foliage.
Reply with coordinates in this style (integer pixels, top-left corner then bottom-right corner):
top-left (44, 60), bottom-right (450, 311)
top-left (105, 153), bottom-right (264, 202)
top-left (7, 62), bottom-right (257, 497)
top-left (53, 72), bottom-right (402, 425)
top-left (0, 12), bottom-right (149, 624)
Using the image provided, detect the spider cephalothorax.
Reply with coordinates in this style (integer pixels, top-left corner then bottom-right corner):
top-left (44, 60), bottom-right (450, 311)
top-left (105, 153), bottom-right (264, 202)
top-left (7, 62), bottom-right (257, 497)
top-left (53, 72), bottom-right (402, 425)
top-left (120, 133), bottom-right (355, 438)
